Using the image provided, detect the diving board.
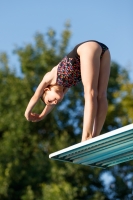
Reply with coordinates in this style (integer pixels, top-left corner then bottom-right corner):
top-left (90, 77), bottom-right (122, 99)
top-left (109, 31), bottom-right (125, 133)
top-left (49, 124), bottom-right (133, 168)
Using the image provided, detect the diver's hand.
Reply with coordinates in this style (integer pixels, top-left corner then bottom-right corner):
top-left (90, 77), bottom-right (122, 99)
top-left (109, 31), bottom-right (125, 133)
top-left (25, 112), bottom-right (43, 122)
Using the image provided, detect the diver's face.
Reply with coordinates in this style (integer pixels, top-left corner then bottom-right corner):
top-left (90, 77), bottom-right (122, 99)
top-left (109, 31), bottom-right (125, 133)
top-left (44, 89), bottom-right (64, 105)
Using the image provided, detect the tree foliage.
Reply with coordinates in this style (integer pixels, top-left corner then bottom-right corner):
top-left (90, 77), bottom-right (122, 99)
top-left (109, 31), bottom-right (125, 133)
top-left (0, 23), bottom-right (133, 199)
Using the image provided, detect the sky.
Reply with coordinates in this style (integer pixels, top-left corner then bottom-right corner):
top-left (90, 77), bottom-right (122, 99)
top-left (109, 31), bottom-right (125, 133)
top-left (0, 0), bottom-right (133, 77)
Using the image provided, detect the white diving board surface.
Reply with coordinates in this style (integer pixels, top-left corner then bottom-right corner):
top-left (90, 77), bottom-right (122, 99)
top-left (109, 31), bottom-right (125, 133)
top-left (49, 124), bottom-right (133, 168)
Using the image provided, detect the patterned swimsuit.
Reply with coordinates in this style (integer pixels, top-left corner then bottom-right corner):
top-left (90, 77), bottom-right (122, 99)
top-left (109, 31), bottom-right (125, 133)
top-left (56, 40), bottom-right (109, 88)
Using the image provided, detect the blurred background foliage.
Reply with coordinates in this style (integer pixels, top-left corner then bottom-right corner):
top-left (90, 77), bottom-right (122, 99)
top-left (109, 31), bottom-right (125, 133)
top-left (0, 23), bottom-right (133, 200)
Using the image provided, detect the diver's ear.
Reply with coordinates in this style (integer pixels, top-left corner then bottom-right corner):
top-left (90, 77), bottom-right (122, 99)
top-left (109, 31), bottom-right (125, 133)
top-left (44, 87), bottom-right (50, 92)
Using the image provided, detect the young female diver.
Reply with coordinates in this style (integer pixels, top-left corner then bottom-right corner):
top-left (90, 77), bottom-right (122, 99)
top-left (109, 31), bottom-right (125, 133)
top-left (25, 40), bottom-right (111, 142)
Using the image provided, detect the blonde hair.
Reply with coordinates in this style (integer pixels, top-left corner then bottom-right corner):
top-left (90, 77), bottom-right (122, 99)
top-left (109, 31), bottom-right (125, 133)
top-left (40, 92), bottom-right (46, 104)
top-left (40, 85), bottom-right (52, 104)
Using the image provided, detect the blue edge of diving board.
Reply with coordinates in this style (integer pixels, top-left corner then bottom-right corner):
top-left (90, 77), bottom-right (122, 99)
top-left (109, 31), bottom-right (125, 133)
top-left (49, 124), bottom-right (133, 169)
